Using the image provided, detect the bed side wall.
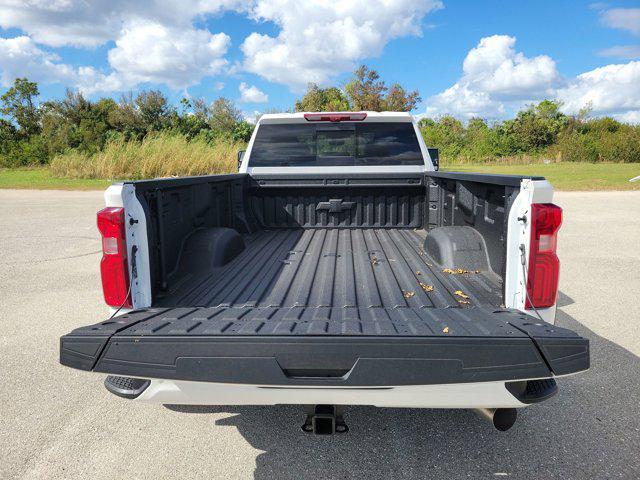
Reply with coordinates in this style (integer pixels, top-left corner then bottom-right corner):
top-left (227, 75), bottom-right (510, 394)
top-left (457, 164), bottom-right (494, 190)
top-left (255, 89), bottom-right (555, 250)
top-left (132, 174), bottom-right (249, 294)
top-left (425, 172), bottom-right (523, 282)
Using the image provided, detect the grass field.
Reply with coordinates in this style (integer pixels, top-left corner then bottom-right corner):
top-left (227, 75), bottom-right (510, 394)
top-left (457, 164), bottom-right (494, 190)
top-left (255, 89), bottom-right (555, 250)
top-left (0, 168), bottom-right (111, 190)
top-left (442, 162), bottom-right (640, 190)
top-left (1, 163), bottom-right (639, 191)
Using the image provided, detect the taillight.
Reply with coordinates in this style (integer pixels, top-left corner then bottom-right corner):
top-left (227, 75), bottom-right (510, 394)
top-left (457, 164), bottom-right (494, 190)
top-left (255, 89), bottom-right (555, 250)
top-left (97, 207), bottom-right (132, 308)
top-left (525, 203), bottom-right (562, 309)
top-left (303, 112), bottom-right (367, 122)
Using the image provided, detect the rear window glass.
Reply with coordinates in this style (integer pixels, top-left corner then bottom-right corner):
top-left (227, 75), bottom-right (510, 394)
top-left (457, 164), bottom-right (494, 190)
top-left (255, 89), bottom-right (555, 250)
top-left (248, 122), bottom-right (424, 167)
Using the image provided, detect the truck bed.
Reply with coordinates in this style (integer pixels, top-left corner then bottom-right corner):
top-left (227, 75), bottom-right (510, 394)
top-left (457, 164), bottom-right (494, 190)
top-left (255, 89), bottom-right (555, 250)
top-left (158, 228), bottom-right (503, 313)
top-left (59, 173), bottom-right (589, 388)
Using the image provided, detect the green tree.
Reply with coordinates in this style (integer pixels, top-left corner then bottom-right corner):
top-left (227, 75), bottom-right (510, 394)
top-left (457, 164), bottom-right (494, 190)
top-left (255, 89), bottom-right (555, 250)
top-left (174, 97), bottom-right (211, 139)
top-left (0, 118), bottom-right (18, 165)
top-left (0, 118), bottom-right (17, 144)
top-left (344, 65), bottom-right (387, 111)
top-left (108, 93), bottom-right (147, 140)
top-left (382, 83), bottom-right (421, 111)
top-left (135, 90), bottom-right (171, 132)
top-left (344, 65), bottom-right (421, 112)
top-left (209, 97), bottom-right (242, 138)
top-left (232, 120), bottom-right (254, 142)
top-left (294, 84), bottom-right (350, 112)
top-left (1, 78), bottom-right (41, 137)
top-left (500, 101), bottom-right (568, 153)
top-left (41, 90), bottom-right (116, 156)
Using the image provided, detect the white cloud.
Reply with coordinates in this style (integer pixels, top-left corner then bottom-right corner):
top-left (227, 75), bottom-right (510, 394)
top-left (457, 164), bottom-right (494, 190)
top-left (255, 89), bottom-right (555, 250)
top-left (425, 35), bottom-right (560, 119)
top-left (615, 110), bottom-right (640, 123)
top-left (0, 24), bottom-right (230, 94)
top-left (239, 82), bottom-right (268, 103)
top-left (0, 0), bottom-right (443, 94)
top-left (461, 35), bottom-right (559, 99)
top-left (0, 1), bottom-right (240, 93)
top-left (556, 61), bottom-right (640, 117)
top-left (0, 35), bottom-right (82, 87)
top-left (0, 36), bottom-right (117, 95)
top-left (600, 8), bottom-right (640, 35)
top-left (424, 35), bottom-right (640, 123)
top-left (0, 0), bottom-right (126, 48)
top-left (423, 84), bottom-right (505, 119)
top-left (241, 0), bottom-right (442, 89)
top-left (214, 81), bottom-right (225, 90)
top-left (0, 0), bottom-right (246, 47)
top-left (598, 45), bottom-right (640, 60)
top-left (100, 21), bottom-right (230, 92)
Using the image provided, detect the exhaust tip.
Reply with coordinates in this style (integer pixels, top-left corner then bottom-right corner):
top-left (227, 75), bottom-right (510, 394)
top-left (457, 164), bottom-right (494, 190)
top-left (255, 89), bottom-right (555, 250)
top-left (492, 408), bottom-right (518, 431)
top-left (475, 408), bottom-right (518, 431)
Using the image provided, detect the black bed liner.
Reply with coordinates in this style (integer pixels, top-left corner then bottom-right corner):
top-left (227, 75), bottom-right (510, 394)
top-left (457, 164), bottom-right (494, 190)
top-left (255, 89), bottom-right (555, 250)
top-left (158, 228), bottom-right (503, 309)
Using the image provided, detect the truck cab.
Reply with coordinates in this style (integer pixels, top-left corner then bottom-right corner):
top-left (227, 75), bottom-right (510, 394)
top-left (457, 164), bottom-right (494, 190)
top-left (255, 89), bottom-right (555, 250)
top-left (60, 112), bottom-right (589, 433)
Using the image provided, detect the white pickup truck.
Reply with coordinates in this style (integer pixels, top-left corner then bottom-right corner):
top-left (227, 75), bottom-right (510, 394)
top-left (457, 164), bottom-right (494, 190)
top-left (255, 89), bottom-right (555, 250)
top-left (60, 112), bottom-right (589, 434)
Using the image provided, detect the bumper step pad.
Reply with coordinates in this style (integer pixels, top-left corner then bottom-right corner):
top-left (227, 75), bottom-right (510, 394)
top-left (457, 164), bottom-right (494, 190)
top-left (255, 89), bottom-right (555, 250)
top-left (104, 376), bottom-right (150, 399)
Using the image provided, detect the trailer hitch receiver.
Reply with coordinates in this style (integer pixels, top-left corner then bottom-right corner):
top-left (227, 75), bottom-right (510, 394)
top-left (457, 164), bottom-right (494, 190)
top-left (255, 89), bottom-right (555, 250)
top-left (301, 405), bottom-right (349, 435)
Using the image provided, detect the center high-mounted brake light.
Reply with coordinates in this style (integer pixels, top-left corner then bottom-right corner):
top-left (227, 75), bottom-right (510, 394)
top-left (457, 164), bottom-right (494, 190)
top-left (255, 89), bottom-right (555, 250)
top-left (525, 203), bottom-right (562, 310)
top-left (303, 112), bottom-right (367, 122)
top-left (97, 207), bottom-right (132, 308)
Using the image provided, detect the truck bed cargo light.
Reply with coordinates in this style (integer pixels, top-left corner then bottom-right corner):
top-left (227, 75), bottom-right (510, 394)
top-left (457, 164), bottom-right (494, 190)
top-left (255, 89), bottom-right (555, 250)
top-left (304, 112), bottom-right (367, 122)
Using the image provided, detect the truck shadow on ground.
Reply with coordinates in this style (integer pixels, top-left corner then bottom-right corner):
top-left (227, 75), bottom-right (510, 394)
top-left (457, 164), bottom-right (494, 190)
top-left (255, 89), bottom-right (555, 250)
top-left (165, 300), bottom-right (640, 479)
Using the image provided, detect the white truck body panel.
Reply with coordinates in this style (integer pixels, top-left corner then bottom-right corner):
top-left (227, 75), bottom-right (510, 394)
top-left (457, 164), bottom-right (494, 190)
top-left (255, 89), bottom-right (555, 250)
top-left (103, 183), bottom-right (152, 313)
top-left (504, 179), bottom-right (557, 323)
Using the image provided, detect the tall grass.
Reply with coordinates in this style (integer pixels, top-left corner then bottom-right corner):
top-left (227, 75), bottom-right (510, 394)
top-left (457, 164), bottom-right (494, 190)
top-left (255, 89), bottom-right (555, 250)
top-left (50, 133), bottom-right (241, 180)
top-left (440, 153), bottom-right (557, 166)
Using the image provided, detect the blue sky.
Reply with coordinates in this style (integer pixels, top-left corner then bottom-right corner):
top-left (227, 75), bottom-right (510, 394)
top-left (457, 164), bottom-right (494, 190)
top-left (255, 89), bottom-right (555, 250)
top-left (1, 0), bottom-right (639, 121)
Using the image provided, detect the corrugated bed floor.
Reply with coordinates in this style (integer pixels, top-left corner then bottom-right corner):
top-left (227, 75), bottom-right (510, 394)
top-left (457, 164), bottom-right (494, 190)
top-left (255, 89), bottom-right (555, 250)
top-left (159, 229), bottom-right (503, 310)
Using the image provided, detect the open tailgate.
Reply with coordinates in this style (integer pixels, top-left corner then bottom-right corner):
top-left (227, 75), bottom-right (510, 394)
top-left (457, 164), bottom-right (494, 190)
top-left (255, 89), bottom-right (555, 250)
top-left (60, 306), bottom-right (589, 387)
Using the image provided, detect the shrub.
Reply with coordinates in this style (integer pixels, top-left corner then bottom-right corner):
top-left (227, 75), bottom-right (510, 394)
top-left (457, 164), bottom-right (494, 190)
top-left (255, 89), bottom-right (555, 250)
top-left (0, 136), bottom-right (49, 167)
top-left (551, 122), bottom-right (640, 163)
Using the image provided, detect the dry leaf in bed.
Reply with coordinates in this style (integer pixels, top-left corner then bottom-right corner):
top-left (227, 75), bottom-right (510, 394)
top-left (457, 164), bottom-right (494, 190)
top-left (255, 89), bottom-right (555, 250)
top-left (458, 300), bottom-right (470, 305)
top-left (442, 327), bottom-right (450, 333)
top-left (454, 290), bottom-right (470, 299)
top-left (420, 282), bottom-right (434, 292)
top-left (443, 267), bottom-right (471, 274)
top-left (416, 271), bottom-right (422, 276)
top-left (403, 291), bottom-right (415, 298)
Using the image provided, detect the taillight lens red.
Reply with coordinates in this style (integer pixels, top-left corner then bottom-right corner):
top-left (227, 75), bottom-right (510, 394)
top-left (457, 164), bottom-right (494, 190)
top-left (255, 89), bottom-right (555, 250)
top-left (97, 207), bottom-right (132, 308)
top-left (303, 112), bottom-right (367, 122)
top-left (525, 203), bottom-right (562, 309)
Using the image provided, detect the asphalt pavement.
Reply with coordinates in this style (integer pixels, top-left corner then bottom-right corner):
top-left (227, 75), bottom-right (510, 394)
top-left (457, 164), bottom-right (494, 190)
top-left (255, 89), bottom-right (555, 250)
top-left (1, 189), bottom-right (639, 479)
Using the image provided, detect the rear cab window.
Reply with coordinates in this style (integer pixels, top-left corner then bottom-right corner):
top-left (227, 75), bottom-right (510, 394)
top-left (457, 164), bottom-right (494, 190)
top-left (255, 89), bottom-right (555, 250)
top-left (246, 120), bottom-right (427, 169)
